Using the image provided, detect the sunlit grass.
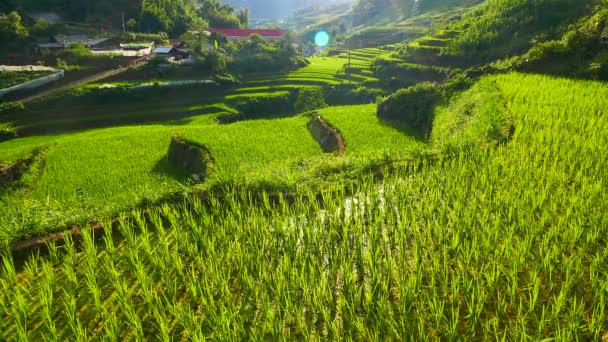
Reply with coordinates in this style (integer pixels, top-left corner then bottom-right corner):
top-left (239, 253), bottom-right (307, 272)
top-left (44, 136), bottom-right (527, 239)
top-left (318, 104), bottom-right (425, 157)
top-left (1, 73), bottom-right (607, 339)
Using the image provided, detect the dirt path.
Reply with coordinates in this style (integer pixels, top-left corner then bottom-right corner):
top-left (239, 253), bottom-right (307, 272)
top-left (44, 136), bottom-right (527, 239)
top-left (18, 60), bottom-right (147, 103)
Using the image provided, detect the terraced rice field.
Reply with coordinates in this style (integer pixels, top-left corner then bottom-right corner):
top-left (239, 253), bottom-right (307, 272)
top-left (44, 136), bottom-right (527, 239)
top-left (318, 104), bottom-right (425, 158)
top-left (0, 114), bottom-right (326, 241)
top-left (243, 50), bottom-right (384, 90)
top-left (2, 73), bottom-right (607, 339)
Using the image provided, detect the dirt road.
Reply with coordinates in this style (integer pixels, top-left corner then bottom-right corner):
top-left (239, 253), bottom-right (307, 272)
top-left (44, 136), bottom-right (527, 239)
top-left (19, 59), bottom-right (148, 103)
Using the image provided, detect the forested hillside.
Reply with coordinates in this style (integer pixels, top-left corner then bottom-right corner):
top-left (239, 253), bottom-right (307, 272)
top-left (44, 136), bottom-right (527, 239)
top-left (2, 0), bottom-right (248, 34)
top-left (224, 0), bottom-right (353, 19)
top-left (353, 0), bottom-right (482, 18)
top-left (446, 0), bottom-right (595, 62)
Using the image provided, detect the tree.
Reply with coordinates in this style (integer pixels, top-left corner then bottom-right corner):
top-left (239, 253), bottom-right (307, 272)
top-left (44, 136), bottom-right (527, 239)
top-left (31, 18), bottom-right (59, 36)
top-left (237, 9), bottom-right (248, 28)
top-left (0, 0), bottom-right (22, 13)
top-left (202, 49), bottom-right (228, 72)
top-left (0, 11), bottom-right (28, 44)
top-left (198, 0), bottom-right (242, 28)
top-left (127, 18), bottom-right (137, 32)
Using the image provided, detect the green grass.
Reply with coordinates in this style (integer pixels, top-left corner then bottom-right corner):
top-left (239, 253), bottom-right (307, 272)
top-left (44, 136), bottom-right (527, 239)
top-left (0, 126), bottom-right (188, 239)
top-left (0, 103), bottom-right (428, 242)
top-left (2, 73), bottom-right (607, 339)
top-left (176, 116), bottom-right (323, 182)
top-left (0, 115), bottom-right (325, 241)
top-left (318, 104), bottom-right (425, 158)
top-left (431, 77), bottom-right (513, 150)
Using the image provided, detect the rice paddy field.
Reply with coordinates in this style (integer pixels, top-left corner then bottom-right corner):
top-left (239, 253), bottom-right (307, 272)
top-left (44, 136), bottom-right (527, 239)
top-left (0, 115), bottom-right (328, 241)
top-left (318, 104), bottom-right (425, 158)
top-left (0, 48), bottom-right (402, 241)
top-left (1, 72), bottom-right (607, 339)
top-left (1, 48), bottom-right (386, 137)
top-left (238, 50), bottom-right (384, 90)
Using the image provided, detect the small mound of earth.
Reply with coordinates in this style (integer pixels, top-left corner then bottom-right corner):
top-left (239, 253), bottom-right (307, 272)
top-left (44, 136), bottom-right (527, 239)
top-left (167, 135), bottom-right (214, 183)
top-left (0, 147), bottom-right (46, 187)
top-left (0, 130), bottom-right (16, 143)
top-left (307, 114), bottom-right (345, 156)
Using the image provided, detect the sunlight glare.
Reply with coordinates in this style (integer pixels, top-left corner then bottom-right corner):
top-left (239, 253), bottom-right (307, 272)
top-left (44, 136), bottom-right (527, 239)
top-left (314, 30), bottom-right (330, 47)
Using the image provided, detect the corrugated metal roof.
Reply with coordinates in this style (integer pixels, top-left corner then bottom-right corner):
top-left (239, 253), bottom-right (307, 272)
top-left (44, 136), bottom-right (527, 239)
top-left (154, 46), bottom-right (174, 54)
top-left (37, 43), bottom-right (63, 49)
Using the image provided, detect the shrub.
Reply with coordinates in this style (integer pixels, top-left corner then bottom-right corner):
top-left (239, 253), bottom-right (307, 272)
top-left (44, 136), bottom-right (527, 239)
top-left (0, 101), bottom-right (24, 113)
top-left (56, 58), bottom-right (81, 71)
top-left (324, 84), bottom-right (382, 105)
top-left (213, 73), bottom-right (240, 86)
top-left (294, 88), bottom-right (327, 113)
top-left (377, 82), bottom-right (442, 134)
top-left (232, 92), bottom-right (294, 119)
top-left (372, 57), bottom-right (448, 89)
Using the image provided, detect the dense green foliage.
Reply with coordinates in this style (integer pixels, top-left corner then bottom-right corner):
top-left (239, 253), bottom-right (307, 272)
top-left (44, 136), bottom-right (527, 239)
top-left (446, 0), bottom-right (595, 63)
top-left (227, 33), bottom-right (309, 73)
top-left (294, 87), bottom-right (327, 113)
top-left (516, 3), bottom-right (608, 79)
top-left (377, 82), bottom-right (442, 134)
top-left (230, 91), bottom-right (294, 119)
top-left (324, 84), bottom-right (381, 105)
top-left (372, 57), bottom-right (449, 89)
top-left (0, 11), bottom-right (28, 51)
top-left (4, 0), bottom-right (247, 36)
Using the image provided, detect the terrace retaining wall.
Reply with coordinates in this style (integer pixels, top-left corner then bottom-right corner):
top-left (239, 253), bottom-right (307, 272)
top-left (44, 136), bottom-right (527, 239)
top-left (0, 65), bottom-right (64, 99)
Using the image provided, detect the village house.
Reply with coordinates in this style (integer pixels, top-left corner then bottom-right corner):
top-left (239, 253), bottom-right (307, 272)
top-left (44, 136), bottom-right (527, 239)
top-left (153, 46), bottom-right (175, 61)
top-left (207, 29), bottom-right (287, 42)
top-left (153, 45), bottom-right (192, 62)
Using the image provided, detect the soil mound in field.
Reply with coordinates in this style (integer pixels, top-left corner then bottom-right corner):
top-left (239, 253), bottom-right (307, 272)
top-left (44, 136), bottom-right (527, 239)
top-left (0, 147), bottom-right (45, 189)
top-left (307, 114), bottom-right (345, 156)
top-left (167, 135), bottom-right (214, 181)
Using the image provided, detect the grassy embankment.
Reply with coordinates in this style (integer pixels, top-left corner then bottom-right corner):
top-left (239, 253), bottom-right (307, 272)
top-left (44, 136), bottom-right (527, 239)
top-left (1, 73), bottom-right (606, 339)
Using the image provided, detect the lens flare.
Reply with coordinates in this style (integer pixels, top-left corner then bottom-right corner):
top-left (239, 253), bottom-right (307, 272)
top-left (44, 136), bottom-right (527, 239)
top-left (314, 31), bottom-right (330, 47)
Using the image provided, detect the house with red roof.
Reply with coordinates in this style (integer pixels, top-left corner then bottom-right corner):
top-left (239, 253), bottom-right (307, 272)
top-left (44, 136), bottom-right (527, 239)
top-left (207, 29), bottom-right (288, 42)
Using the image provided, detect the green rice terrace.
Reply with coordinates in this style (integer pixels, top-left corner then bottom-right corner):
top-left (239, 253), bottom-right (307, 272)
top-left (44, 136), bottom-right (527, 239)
top-left (1, 0), bottom-right (608, 339)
